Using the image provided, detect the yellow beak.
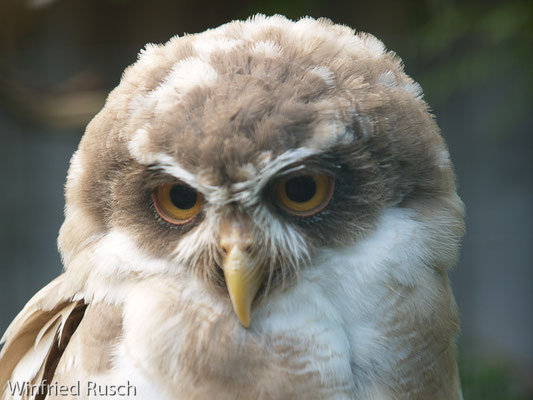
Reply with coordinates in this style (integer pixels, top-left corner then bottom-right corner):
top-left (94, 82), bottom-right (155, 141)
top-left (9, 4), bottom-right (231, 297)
top-left (220, 217), bottom-right (265, 328)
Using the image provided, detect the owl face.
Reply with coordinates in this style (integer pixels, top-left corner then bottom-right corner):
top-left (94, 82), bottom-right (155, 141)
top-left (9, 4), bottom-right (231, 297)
top-left (58, 15), bottom-right (462, 328)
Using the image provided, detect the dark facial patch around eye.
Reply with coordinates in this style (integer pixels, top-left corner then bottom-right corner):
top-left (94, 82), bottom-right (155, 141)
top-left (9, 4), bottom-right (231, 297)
top-left (285, 176), bottom-right (316, 203)
top-left (170, 185), bottom-right (197, 210)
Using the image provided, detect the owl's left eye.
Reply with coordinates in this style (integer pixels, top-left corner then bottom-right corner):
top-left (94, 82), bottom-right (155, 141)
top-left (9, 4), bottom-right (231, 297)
top-left (152, 183), bottom-right (203, 225)
top-left (273, 173), bottom-right (334, 217)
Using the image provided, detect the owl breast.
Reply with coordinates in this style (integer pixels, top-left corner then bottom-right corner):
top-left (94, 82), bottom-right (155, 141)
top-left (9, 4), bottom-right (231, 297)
top-left (115, 274), bottom-right (358, 400)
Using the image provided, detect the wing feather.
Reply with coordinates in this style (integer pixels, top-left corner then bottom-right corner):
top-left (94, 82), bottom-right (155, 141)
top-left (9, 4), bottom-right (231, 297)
top-left (0, 275), bottom-right (86, 400)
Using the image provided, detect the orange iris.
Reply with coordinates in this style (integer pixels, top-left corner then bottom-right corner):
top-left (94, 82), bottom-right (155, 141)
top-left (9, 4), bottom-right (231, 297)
top-left (152, 183), bottom-right (203, 225)
top-left (274, 174), bottom-right (334, 216)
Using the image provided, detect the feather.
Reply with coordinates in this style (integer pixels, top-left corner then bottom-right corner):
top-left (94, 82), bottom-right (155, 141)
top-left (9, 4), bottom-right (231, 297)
top-left (0, 275), bottom-right (86, 399)
top-left (1, 14), bottom-right (466, 399)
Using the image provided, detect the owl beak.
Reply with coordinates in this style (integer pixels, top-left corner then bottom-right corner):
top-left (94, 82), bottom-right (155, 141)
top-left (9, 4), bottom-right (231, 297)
top-left (220, 218), bottom-right (265, 328)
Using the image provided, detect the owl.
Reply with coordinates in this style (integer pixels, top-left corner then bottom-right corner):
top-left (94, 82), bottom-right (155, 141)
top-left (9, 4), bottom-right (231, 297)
top-left (0, 15), bottom-right (465, 400)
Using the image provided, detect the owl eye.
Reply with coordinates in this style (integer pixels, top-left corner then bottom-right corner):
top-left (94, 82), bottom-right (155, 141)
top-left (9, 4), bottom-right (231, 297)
top-left (152, 183), bottom-right (203, 225)
top-left (273, 174), bottom-right (334, 216)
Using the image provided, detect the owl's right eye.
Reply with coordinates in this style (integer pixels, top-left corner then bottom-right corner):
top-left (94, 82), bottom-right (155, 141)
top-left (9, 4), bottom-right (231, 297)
top-left (152, 183), bottom-right (203, 225)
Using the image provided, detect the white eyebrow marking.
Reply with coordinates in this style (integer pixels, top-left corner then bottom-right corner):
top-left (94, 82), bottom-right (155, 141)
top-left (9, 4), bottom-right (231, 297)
top-left (148, 153), bottom-right (231, 206)
top-left (127, 127), bottom-right (226, 203)
top-left (156, 147), bottom-right (318, 208)
top-left (232, 147), bottom-right (318, 206)
top-left (130, 132), bottom-right (319, 209)
top-left (152, 153), bottom-right (199, 186)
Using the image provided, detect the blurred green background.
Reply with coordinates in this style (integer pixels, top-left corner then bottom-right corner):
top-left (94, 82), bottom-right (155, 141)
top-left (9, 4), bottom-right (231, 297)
top-left (0, 0), bottom-right (532, 398)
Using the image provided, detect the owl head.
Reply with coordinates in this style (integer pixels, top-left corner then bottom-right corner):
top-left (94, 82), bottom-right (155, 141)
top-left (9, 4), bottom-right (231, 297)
top-left (57, 15), bottom-right (464, 328)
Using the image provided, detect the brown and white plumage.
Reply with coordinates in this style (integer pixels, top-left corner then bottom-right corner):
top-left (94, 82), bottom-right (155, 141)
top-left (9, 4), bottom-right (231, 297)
top-left (1, 15), bottom-right (465, 399)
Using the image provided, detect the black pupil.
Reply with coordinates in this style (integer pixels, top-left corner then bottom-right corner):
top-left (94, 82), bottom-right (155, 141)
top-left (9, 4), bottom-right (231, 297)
top-left (170, 185), bottom-right (197, 210)
top-left (285, 175), bottom-right (316, 203)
